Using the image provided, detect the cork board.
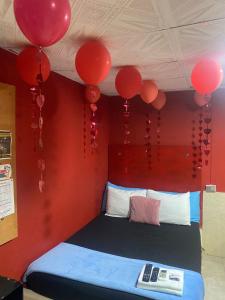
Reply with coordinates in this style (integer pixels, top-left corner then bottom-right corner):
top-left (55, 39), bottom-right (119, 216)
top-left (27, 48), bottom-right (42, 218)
top-left (0, 82), bottom-right (17, 245)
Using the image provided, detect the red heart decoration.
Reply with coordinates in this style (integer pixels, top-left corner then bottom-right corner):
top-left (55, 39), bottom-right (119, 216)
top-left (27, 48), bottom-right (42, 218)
top-left (203, 139), bottom-right (209, 146)
top-left (36, 94), bottom-right (45, 108)
top-left (39, 116), bottom-right (43, 129)
top-left (90, 103), bottom-right (98, 112)
top-left (204, 128), bottom-right (211, 134)
top-left (204, 150), bottom-right (210, 156)
top-left (204, 118), bottom-right (212, 124)
top-left (39, 179), bottom-right (45, 193)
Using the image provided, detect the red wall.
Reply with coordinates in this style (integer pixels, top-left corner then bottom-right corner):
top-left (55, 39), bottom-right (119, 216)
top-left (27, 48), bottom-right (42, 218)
top-left (1, 46), bottom-right (225, 280)
top-left (209, 91), bottom-right (225, 191)
top-left (109, 91), bottom-right (195, 146)
top-left (0, 48), bottom-right (109, 280)
top-left (108, 90), bottom-right (225, 192)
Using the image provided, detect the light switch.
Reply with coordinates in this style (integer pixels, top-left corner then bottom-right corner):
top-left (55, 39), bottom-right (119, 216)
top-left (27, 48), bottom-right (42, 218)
top-left (205, 185), bottom-right (217, 193)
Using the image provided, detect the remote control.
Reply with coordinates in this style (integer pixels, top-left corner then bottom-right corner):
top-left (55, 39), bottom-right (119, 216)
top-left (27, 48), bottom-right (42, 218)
top-left (150, 267), bottom-right (160, 282)
top-left (142, 264), bottom-right (153, 282)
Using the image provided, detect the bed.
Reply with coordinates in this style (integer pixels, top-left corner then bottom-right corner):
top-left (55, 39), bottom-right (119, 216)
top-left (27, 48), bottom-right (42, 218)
top-left (25, 213), bottom-right (202, 300)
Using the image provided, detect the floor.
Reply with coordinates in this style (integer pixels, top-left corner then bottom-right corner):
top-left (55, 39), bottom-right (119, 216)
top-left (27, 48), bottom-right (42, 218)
top-left (23, 253), bottom-right (225, 300)
top-left (202, 253), bottom-right (225, 300)
top-left (24, 288), bottom-right (50, 300)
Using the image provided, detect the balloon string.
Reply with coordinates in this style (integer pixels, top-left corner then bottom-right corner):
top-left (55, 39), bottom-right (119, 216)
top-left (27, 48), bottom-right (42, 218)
top-left (90, 109), bottom-right (98, 152)
top-left (83, 102), bottom-right (87, 158)
top-left (191, 113), bottom-right (197, 179)
top-left (198, 109), bottom-right (203, 170)
top-left (36, 47), bottom-right (44, 86)
top-left (203, 103), bottom-right (212, 167)
top-left (37, 84), bottom-right (45, 193)
top-left (30, 87), bottom-right (38, 153)
top-left (123, 99), bottom-right (130, 174)
top-left (145, 111), bottom-right (152, 170)
top-left (156, 111), bottom-right (161, 162)
top-left (123, 99), bottom-right (130, 145)
top-left (209, 103), bottom-right (213, 184)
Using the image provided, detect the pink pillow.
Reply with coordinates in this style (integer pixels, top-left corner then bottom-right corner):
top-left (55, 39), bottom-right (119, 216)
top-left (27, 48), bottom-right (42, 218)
top-left (129, 196), bottom-right (160, 226)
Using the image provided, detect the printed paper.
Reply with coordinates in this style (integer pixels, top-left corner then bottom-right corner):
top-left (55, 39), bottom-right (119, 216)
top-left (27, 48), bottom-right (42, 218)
top-left (0, 179), bottom-right (14, 219)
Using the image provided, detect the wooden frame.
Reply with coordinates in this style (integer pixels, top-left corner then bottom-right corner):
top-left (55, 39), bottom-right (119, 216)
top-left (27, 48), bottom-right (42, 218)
top-left (0, 130), bottom-right (12, 160)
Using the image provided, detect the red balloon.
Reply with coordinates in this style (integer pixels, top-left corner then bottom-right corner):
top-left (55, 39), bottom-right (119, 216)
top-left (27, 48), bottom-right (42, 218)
top-left (140, 80), bottom-right (158, 104)
top-left (85, 85), bottom-right (101, 104)
top-left (115, 66), bottom-right (142, 99)
top-left (151, 91), bottom-right (166, 110)
top-left (194, 92), bottom-right (211, 107)
top-left (191, 59), bottom-right (223, 94)
top-left (17, 46), bottom-right (51, 86)
top-left (75, 40), bottom-right (111, 85)
top-left (14, 0), bottom-right (71, 47)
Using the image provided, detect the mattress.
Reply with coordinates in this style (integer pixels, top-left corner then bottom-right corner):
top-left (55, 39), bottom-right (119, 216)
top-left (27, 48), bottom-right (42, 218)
top-left (26, 214), bottom-right (201, 300)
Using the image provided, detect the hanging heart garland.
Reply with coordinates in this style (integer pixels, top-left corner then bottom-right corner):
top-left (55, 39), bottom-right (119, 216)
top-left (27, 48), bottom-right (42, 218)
top-left (192, 118), bottom-right (197, 178)
top-left (197, 111), bottom-right (203, 170)
top-left (83, 102), bottom-right (87, 158)
top-left (156, 111), bottom-right (161, 162)
top-left (144, 111), bottom-right (152, 170)
top-left (202, 103), bottom-right (212, 166)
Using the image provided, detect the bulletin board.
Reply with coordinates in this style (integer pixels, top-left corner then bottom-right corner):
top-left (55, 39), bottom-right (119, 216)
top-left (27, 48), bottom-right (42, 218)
top-left (0, 82), bottom-right (17, 246)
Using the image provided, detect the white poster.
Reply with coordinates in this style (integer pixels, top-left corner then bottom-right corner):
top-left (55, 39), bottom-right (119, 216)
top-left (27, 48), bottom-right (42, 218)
top-left (0, 164), bottom-right (12, 181)
top-left (0, 179), bottom-right (14, 219)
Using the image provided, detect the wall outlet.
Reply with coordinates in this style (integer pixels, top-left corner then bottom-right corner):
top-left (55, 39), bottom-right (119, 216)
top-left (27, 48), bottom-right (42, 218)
top-left (205, 184), bottom-right (217, 193)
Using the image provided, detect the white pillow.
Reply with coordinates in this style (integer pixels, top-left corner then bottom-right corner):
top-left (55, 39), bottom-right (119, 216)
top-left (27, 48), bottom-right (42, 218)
top-left (146, 189), bottom-right (191, 226)
top-left (106, 186), bottom-right (146, 218)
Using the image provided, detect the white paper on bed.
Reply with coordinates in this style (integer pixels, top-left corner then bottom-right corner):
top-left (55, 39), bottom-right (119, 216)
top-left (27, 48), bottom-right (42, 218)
top-left (106, 186), bottom-right (146, 218)
top-left (146, 190), bottom-right (190, 225)
top-left (137, 265), bottom-right (184, 296)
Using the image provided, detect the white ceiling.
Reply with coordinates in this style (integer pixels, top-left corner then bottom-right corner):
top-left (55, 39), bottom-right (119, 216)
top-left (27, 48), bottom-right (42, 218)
top-left (1, 0), bottom-right (225, 95)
